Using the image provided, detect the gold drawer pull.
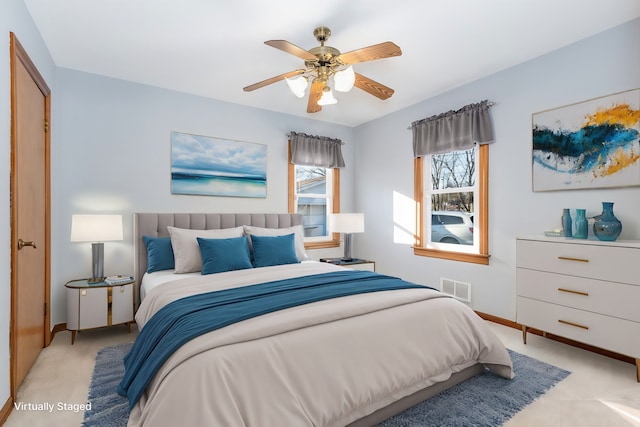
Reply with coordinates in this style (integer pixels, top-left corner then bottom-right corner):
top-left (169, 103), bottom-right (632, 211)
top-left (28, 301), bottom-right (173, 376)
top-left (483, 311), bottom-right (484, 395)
top-left (558, 319), bottom-right (589, 330)
top-left (558, 256), bottom-right (589, 263)
top-left (557, 288), bottom-right (589, 296)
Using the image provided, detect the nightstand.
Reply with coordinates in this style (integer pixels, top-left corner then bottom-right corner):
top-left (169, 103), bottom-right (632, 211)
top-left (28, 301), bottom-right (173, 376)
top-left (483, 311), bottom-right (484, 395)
top-left (320, 258), bottom-right (376, 272)
top-left (65, 277), bottom-right (135, 344)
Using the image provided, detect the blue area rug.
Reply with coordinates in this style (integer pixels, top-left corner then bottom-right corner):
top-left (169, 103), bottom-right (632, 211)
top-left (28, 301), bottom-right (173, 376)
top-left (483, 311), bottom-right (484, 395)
top-left (83, 343), bottom-right (569, 427)
top-left (83, 343), bottom-right (132, 427)
top-left (377, 350), bottom-right (570, 426)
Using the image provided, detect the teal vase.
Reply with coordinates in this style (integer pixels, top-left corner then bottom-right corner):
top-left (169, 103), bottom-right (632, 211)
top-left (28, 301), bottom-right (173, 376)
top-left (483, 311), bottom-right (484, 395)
top-left (561, 209), bottom-right (572, 237)
top-left (593, 202), bottom-right (622, 241)
top-left (573, 209), bottom-right (588, 239)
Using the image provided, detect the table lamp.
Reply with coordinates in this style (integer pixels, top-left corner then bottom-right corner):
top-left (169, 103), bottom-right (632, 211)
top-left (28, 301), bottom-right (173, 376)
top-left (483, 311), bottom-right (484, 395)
top-left (70, 214), bottom-right (123, 282)
top-left (330, 213), bottom-right (365, 261)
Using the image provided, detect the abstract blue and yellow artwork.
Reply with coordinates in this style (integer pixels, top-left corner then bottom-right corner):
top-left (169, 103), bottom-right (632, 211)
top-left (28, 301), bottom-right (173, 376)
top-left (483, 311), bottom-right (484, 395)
top-left (171, 131), bottom-right (267, 197)
top-left (532, 89), bottom-right (640, 191)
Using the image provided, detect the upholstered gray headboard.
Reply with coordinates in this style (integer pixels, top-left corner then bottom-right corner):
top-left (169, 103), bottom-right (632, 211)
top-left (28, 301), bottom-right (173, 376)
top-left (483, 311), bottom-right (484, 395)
top-left (133, 213), bottom-right (303, 302)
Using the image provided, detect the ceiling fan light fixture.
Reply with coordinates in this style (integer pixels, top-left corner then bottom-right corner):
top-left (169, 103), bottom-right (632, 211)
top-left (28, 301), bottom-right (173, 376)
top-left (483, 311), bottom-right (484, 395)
top-left (334, 66), bottom-right (355, 92)
top-left (317, 87), bottom-right (337, 106)
top-left (285, 76), bottom-right (308, 98)
top-left (244, 27), bottom-right (402, 113)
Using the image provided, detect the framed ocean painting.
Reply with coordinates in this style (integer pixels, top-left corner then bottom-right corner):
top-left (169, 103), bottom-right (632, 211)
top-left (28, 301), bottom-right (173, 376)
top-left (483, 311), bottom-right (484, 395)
top-left (532, 89), bottom-right (640, 191)
top-left (171, 132), bottom-right (267, 198)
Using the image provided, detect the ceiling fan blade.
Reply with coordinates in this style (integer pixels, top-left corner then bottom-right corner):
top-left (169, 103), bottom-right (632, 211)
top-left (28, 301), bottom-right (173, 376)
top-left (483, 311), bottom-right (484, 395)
top-left (353, 73), bottom-right (395, 100)
top-left (337, 41), bottom-right (402, 65)
top-left (307, 79), bottom-right (323, 113)
top-left (265, 40), bottom-right (317, 61)
top-left (243, 69), bottom-right (305, 92)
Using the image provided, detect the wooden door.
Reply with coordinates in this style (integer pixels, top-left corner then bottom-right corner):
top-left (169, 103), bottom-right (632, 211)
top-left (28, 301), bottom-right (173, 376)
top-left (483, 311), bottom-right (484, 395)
top-left (10, 33), bottom-right (51, 396)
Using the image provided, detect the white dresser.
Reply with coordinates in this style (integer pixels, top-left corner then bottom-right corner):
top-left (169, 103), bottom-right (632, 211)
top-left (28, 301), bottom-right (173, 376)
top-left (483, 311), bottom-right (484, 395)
top-left (516, 236), bottom-right (640, 381)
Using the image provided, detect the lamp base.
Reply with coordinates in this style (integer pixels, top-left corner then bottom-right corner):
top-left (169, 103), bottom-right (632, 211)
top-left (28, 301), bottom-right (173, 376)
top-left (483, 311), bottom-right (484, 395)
top-left (343, 233), bottom-right (355, 262)
top-left (91, 242), bottom-right (104, 283)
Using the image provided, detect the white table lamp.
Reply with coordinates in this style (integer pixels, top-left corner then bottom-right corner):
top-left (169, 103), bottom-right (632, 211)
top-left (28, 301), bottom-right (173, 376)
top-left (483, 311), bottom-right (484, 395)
top-left (330, 213), bottom-right (365, 261)
top-left (70, 214), bottom-right (123, 282)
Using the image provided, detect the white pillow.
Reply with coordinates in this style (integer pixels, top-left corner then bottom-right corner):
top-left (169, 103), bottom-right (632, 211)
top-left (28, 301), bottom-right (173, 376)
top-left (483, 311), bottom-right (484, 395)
top-left (167, 226), bottom-right (244, 273)
top-left (243, 225), bottom-right (309, 261)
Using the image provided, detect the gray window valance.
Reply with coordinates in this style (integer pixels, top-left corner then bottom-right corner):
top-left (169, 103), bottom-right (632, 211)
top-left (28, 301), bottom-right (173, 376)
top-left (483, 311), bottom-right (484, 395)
top-left (411, 100), bottom-right (494, 158)
top-left (289, 131), bottom-right (346, 168)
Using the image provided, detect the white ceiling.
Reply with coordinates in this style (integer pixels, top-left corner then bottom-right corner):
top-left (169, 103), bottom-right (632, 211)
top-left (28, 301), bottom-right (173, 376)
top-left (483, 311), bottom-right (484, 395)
top-left (24, 0), bottom-right (640, 127)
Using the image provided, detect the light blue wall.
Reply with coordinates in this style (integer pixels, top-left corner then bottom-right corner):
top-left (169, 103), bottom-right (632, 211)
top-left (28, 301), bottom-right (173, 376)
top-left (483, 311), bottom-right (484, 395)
top-left (1, 0), bottom-right (56, 408)
top-left (51, 69), bottom-right (355, 325)
top-left (353, 18), bottom-right (640, 320)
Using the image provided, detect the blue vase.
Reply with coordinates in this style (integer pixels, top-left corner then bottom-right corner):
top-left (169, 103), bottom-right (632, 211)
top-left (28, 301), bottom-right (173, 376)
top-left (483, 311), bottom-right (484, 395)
top-left (561, 209), bottom-right (572, 237)
top-left (593, 202), bottom-right (622, 241)
top-left (573, 209), bottom-right (588, 239)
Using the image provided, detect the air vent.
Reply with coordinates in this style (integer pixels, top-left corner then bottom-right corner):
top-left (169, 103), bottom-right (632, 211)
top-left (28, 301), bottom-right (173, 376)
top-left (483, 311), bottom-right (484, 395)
top-left (440, 278), bottom-right (471, 303)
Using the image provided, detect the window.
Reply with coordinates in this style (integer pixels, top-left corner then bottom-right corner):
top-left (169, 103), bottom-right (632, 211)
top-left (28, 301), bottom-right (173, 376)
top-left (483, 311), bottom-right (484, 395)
top-left (414, 144), bottom-right (489, 264)
top-left (288, 146), bottom-right (340, 249)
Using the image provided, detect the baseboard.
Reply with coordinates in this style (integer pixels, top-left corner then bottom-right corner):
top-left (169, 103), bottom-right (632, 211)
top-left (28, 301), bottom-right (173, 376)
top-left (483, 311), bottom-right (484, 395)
top-left (0, 395), bottom-right (13, 425)
top-left (475, 311), bottom-right (519, 329)
top-left (475, 311), bottom-right (635, 366)
top-left (51, 322), bottom-right (67, 340)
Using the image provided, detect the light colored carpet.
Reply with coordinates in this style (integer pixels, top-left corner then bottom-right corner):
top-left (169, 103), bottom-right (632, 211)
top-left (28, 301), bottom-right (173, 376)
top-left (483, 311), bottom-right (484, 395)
top-left (82, 344), bottom-right (569, 427)
top-left (4, 322), bottom-right (639, 426)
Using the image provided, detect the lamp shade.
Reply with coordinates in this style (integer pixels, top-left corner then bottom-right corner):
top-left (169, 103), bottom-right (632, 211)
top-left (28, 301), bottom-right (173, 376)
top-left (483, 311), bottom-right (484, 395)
top-left (317, 88), bottom-right (338, 106)
top-left (285, 76), bottom-right (308, 98)
top-left (70, 214), bottom-right (123, 242)
top-left (334, 66), bottom-right (355, 92)
top-left (330, 213), bottom-right (365, 234)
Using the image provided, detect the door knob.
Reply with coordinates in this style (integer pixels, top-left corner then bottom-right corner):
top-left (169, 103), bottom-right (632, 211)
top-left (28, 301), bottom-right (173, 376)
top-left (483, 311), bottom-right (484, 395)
top-left (17, 239), bottom-right (37, 250)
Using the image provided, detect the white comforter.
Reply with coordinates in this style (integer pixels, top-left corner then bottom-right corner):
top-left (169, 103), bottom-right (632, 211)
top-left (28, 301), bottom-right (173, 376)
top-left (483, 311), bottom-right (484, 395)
top-left (128, 262), bottom-right (512, 427)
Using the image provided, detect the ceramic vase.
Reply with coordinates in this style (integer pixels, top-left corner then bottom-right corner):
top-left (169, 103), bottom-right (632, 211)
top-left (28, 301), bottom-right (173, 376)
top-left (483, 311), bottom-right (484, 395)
top-left (593, 202), bottom-right (622, 241)
top-left (561, 208), bottom-right (572, 237)
top-left (573, 209), bottom-right (588, 239)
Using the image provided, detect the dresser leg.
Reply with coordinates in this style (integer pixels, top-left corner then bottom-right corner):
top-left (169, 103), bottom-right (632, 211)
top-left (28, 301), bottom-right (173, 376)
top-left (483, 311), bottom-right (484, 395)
top-left (521, 325), bottom-right (527, 344)
top-left (71, 330), bottom-right (76, 345)
top-left (636, 359), bottom-right (639, 383)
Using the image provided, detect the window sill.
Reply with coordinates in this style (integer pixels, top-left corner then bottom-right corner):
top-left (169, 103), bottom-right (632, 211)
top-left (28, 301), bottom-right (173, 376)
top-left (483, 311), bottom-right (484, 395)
top-left (413, 246), bottom-right (490, 265)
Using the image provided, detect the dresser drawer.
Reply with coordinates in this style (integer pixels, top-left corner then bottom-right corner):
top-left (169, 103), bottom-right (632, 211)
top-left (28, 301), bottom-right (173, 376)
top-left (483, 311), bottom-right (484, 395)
top-left (516, 239), bottom-right (640, 284)
top-left (517, 297), bottom-right (640, 358)
top-left (517, 268), bottom-right (640, 322)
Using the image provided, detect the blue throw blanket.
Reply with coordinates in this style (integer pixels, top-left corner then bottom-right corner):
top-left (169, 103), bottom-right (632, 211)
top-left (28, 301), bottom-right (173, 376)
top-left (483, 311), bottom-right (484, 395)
top-left (117, 270), bottom-right (432, 409)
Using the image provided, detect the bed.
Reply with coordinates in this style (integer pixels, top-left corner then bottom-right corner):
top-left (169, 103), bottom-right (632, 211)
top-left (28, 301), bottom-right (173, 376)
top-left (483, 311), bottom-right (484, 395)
top-left (122, 213), bottom-right (513, 427)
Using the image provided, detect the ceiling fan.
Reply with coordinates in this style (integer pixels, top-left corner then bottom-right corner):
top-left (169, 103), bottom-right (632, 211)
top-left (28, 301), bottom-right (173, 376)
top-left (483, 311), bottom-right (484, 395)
top-left (243, 26), bottom-right (402, 113)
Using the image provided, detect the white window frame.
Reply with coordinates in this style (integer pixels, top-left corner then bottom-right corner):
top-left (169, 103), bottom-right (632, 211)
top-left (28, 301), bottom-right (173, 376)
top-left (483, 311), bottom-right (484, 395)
top-left (293, 164), bottom-right (334, 243)
top-left (423, 146), bottom-right (479, 254)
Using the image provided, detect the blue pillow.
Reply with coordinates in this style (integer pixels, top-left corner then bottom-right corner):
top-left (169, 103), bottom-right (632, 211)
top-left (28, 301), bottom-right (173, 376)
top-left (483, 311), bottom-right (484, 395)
top-left (197, 236), bottom-right (253, 275)
top-left (143, 236), bottom-right (175, 273)
top-left (250, 233), bottom-right (300, 268)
